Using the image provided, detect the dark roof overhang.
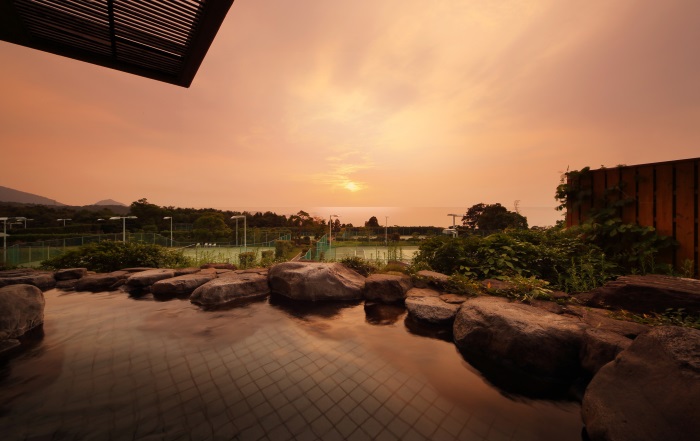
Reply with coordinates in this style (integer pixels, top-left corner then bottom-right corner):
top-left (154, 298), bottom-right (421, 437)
top-left (0, 0), bottom-right (234, 87)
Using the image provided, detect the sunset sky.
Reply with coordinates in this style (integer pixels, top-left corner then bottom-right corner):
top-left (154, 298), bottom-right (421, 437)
top-left (1, 0), bottom-right (699, 227)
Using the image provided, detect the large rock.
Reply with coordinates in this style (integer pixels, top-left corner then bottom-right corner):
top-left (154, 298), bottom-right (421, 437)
top-left (0, 269), bottom-right (56, 291)
top-left (580, 328), bottom-right (633, 375)
top-left (75, 271), bottom-right (129, 292)
top-left (559, 304), bottom-right (650, 375)
top-left (0, 284), bottom-right (45, 353)
top-left (414, 270), bottom-right (450, 288)
top-left (191, 272), bottom-right (269, 307)
top-left (406, 287), bottom-right (441, 298)
top-left (125, 269), bottom-right (176, 289)
top-left (405, 296), bottom-right (459, 324)
top-left (268, 262), bottom-right (365, 301)
top-left (54, 268), bottom-right (88, 281)
top-left (364, 274), bottom-right (412, 303)
top-left (151, 271), bottom-right (217, 297)
top-left (174, 267), bottom-right (201, 276)
top-left (454, 296), bottom-right (585, 379)
top-left (578, 275), bottom-right (700, 315)
top-left (582, 326), bottom-right (700, 441)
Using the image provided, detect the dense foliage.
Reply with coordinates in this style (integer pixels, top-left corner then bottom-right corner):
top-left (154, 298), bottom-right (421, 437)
top-left (413, 227), bottom-right (613, 292)
top-left (462, 203), bottom-right (528, 231)
top-left (40, 241), bottom-right (190, 272)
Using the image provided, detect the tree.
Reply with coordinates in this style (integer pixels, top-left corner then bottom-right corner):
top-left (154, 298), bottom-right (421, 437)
top-left (193, 213), bottom-right (232, 241)
top-left (462, 203), bottom-right (528, 231)
top-left (129, 198), bottom-right (165, 230)
top-left (365, 216), bottom-right (380, 228)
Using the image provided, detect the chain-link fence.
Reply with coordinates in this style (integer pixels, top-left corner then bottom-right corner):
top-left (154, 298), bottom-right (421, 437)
top-left (4, 233), bottom-right (292, 267)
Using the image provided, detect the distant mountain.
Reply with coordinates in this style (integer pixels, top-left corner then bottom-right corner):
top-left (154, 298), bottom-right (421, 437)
top-left (0, 185), bottom-right (66, 206)
top-left (93, 199), bottom-right (127, 206)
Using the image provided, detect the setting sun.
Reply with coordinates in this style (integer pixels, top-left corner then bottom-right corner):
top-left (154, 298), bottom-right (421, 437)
top-left (344, 181), bottom-right (361, 192)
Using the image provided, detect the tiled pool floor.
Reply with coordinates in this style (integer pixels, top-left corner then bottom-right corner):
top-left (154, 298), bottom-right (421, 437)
top-left (0, 290), bottom-right (582, 440)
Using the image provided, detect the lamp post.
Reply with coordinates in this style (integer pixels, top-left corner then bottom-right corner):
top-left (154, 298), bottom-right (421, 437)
top-left (329, 214), bottom-right (339, 252)
top-left (230, 215), bottom-right (246, 252)
top-left (109, 216), bottom-right (137, 242)
top-left (447, 214), bottom-right (460, 237)
top-left (163, 216), bottom-right (173, 247)
top-left (57, 218), bottom-right (71, 249)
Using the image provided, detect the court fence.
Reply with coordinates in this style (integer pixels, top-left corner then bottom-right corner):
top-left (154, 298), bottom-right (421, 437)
top-left (4, 232), bottom-right (291, 267)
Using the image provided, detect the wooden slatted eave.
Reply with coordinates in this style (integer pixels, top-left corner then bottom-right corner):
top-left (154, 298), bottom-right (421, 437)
top-left (1, 0), bottom-right (235, 87)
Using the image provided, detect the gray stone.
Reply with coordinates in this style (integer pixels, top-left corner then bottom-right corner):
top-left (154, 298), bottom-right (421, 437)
top-left (54, 268), bottom-right (88, 281)
top-left (406, 287), bottom-right (441, 298)
top-left (201, 263), bottom-right (238, 270)
top-left (454, 296), bottom-right (585, 379)
top-left (414, 270), bottom-right (450, 288)
top-left (174, 267), bottom-right (201, 276)
top-left (405, 296), bottom-right (459, 324)
top-left (75, 271), bottom-right (129, 292)
top-left (580, 328), bottom-right (632, 375)
top-left (577, 274), bottom-right (700, 315)
top-left (0, 269), bottom-right (56, 291)
top-left (582, 326), bottom-right (700, 441)
top-left (191, 272), bottom-right (270, 306)
top-left (481, 278), bottom-right (516, 292)
top-left (439, 294), bottom-right (471, 304)
top-left (563, 305), bottom-right (649, 339)
top-left (125, 269), bottom-right (176, 288)
top-left (364, 274), bottom-right (413, 303)
top-left (268, 262), bottom-right (365, 301)
top-left (151, 271), bottom-right (217, 297)
top-left (55, 279), bottom-right (79, 291)
top-left (0, 284), bottom-right (45, 353)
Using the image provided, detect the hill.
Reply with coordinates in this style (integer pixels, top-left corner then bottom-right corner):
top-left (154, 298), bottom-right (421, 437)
top-left (0, 185), bottom-right (66, 206)
top-left (93, 199), bottom-right (127, 206)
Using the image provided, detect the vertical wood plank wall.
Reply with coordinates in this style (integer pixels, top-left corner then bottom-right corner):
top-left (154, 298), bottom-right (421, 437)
top-left (566, 158), bottom-right (699, 276)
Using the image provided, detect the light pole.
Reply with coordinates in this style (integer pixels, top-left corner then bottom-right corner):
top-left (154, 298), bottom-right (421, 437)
top-left (447, 214), bottom-right (460, 237)
top-left (163, 216), bottom-right (173, 247)
top-left (57, 218), bottom-right (71, 227)
top-left (329, 214), bottom-right (339, 251)
top-left (110, 216), bottom-right (137, 242)
top-left (231, 215), bottom-right (246, 252)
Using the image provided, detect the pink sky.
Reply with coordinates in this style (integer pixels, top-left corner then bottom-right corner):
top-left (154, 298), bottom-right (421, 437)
top-left (1, 0), bottom-right (699, 227)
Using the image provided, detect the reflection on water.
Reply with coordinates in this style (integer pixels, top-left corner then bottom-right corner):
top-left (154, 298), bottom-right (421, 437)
top-left (363, 302), bottom-right (405, 326)
top-left (0, 290), bottom-right (583, 440)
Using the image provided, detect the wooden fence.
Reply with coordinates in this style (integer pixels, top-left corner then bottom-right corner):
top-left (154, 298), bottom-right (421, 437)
top-left (566, 157), bottom-right (699, 276)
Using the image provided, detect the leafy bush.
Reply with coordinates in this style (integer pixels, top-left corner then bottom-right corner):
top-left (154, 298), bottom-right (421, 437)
top-left (609, 308), bottom-right (700, 330)
top-left (339, 256), bottom-right (379, 277)
top-left (413, 228), bottom-right (618, 292)
top-left (261, 250), bottom-right (275, 267)
top-left (238, 252), bottom-right (256, 268)
top-left (488, 275), bottom-right (553, 303)
top-left (275, 240), bottom-right (294, 259)
top-left (40, 241), bottom-right (191, 272)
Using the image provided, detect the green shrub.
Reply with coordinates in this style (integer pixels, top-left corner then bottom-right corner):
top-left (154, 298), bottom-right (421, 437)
top-left (261, 250), bottom-right (275, 267)
top-left (339, 256), bottom-right (379, 277)
top-left (40, 241), bottom-right (191, 272)
top-left (444, 274), bottom-right (482, 296)
top-left (238, 252), bottom-right (256, 268)
top-left (609, 308), bottom-right (700, 330)
top-left (275, 240), bottom-right (294, 259)
top-left (490, 275), bottom-right (553, 303)
top-left (413, 227), bottom-right (619, 293)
